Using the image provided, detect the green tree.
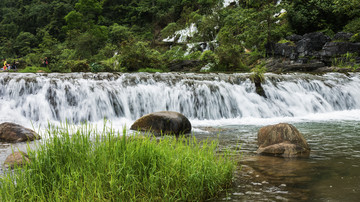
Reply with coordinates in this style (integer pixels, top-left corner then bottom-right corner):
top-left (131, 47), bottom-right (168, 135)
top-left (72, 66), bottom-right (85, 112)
top-left (109, 23), bottom-right (133, 45)
top-left (284, 0), bottom-right (359, 35)
top-left (63, 0), bottom-right (108, 59)
top-left (117, 41), bottom-right (164, 72)
top-left (13, 32), bottom-right (37, 56)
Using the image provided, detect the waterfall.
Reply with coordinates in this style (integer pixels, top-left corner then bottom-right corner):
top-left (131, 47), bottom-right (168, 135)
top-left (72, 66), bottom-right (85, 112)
top-left (0, 72), bottom-right (360, 126)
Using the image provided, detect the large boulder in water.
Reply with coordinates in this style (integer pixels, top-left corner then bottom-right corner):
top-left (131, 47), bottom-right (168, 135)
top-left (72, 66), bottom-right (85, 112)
top-left (0, 122), bottom-right (41, 142)
top-left (130, 111), bottom-right (191, 135)
top-left (257, 123), bottom-right (310, 158)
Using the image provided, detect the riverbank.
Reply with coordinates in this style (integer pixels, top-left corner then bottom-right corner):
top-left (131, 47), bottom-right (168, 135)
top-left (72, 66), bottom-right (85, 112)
top-left (0, 124), bottom-right (234, 201)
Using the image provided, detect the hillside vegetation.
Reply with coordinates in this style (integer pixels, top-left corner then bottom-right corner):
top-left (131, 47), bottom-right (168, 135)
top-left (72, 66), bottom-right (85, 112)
top-left (1, 0), bottom-right (359, 72)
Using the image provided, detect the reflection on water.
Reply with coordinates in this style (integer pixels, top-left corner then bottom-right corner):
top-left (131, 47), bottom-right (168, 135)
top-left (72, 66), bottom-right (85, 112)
top-left (194, 121), bottom-right (360, 201)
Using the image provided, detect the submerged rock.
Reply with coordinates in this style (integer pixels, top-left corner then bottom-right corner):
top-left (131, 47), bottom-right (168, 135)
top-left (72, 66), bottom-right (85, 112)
top-left (4, 151), bottom-right (30, 168)
top-left (0, 122), bottom-right (41, 143)
top-left (130, 111), bottom-right (191, 135)
top-left (257, 123), bottom-right (310, 158)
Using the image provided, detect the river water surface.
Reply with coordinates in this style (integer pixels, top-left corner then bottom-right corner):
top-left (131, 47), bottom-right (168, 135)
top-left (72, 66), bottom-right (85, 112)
top-left (194, 121), bottom-right (360, 201)
top-left (1, 72), bottom-right (359, 201)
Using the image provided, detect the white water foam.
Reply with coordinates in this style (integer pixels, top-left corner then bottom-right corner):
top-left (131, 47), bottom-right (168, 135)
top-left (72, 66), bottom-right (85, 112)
top-left (1, 72), bottom-right (359, 130)
top-left (223, 0), bottom-right (238, 7)
top-left (163, 23), bottom-right (197, 43)
top-left (190, 109), bottom-right (360, 127)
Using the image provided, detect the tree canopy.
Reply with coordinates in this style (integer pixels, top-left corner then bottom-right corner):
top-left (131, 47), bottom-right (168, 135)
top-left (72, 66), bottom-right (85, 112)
top-left (0, 0), bottom-right (359, 72)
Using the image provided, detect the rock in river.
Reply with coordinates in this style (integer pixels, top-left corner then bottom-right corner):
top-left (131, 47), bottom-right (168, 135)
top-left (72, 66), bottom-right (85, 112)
top-left (0, 122), bottom-right (41, 143)
top-left (130, 111), bottom-right (191, 135)
top-left (4, 151), bottom-right (30, 168)
top-left (257, 123), bottom-right (310, 158)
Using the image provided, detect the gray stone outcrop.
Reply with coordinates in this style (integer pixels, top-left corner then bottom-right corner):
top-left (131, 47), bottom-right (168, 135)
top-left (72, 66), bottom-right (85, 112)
top-left (266, 32), bottom-right (359, 72)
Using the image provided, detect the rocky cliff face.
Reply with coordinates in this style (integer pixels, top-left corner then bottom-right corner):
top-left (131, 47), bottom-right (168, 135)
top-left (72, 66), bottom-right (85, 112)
top-left (266, 32), bottom-right (360, 72)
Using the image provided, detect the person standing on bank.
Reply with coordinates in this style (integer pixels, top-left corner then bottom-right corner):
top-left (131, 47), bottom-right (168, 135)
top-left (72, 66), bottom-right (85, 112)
top-left (42, 57), bottom-right (49, 67)
top-left (3, 58), bottom-right (7, 70)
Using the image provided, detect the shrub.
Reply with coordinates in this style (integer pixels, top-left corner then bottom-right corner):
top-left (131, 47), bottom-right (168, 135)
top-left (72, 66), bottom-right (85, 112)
top-left (117, 41), bottom-right (164, 72)
top-left (17, 66), bottom-right (51, 73)
top-left (138, 68), bottom-right (164, 73)
top-left (200, 50), bottom-right (218, 64)
top-left (90, 62), bottom-right (105, 72)
top-left (21, 53), bottom-right (43, 67)
top-left (160, 22), bottom-right (179, 39)
top-left (162, 46), bottom-right (187, 61)
top-left (344, 17), bottom-right (360, 34)
top-left (350, 33), bottom-right (360, 43)
top-left (250, 62), bottom-right (267, 83)
top-left (68, 60), bottom-right (90, 72)
top-left (332, 52), bottom-right (359, 70)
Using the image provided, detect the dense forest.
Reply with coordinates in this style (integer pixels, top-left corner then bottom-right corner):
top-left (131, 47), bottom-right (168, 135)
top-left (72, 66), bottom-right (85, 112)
top-left (0, 0), bottom-right (359, 72)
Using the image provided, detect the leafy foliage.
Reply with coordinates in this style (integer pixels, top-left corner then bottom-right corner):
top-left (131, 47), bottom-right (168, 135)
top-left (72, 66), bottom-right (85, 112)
top-left (0, 0), bottom-right (358, 72)
top-left (344, 17), bottom-right (360, 34)
top-left (116, 41), bottom-right (164, 72)
top-left (284, 0), bottom-right (360, 35)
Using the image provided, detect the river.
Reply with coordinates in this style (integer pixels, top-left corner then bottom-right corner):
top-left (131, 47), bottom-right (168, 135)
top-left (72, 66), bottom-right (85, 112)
top-left (1, 72), bottom-right (360, 200)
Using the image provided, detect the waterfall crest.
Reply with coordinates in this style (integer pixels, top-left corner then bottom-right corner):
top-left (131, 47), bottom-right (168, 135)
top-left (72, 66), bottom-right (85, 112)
top-left (1, 72), bottom-right (359, 125)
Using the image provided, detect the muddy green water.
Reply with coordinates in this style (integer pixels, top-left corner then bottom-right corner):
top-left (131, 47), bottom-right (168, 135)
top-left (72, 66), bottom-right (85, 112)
top-left (193, 121), bottom-right (360, 201)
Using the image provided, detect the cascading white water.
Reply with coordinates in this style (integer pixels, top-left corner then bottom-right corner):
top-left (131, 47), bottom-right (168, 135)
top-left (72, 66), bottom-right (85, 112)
top-left (0, 72), bottom-right (360, 127)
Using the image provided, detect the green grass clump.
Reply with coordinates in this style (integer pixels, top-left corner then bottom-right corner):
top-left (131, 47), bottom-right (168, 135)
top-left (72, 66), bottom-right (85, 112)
top-left (137, 68), bottom-right (165, 73)
top-left (18, 66), bottom-right (51, 73)
top-left (0, 124), bottom-right (235, 201)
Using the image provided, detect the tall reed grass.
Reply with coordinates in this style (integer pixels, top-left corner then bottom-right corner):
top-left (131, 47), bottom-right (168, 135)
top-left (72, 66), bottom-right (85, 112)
top-left (0, 123), bottom-right (235, 201)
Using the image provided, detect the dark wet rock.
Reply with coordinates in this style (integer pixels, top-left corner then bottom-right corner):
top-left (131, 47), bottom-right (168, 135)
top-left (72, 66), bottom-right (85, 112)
top-left (272, 43), bottom-right (297, 58)
top-left (257, 123), bottom-right (310, 158)
top-left (252, 74), bottom-right (267, 98)
top-left (296, 38), bottom-right (312, 56)
top-left (266, 32), bottom-right (360, 72)
top-left (169, 60), bottom-right (201, 72)
top-left (267, 32), bottom-right (330, 61)
top-left (266, 58), bottom-right (325, 72)
top-left (4, 151), bottom-right (30, 168)
top-left (130, 111), bottom-right (191, 135)
top-left (321, 42), bottom-right (360, 57)
top-left (0, 122), bottom-right (41, 143)
top-left (286, 34), bottom-right (303, 42)
top-left (313, 66), bottom-right (346, 73)
top-left (301, 32), bottom-right (331, 51)
top-left (289, 32), bottom-right (331, 58)
top-left (333, 32), bottom-right (353, 41)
